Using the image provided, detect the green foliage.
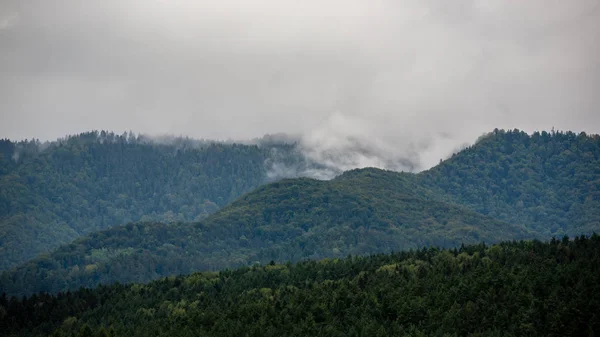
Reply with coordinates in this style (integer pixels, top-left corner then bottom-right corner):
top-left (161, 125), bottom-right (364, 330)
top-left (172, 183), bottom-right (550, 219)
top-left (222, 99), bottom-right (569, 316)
top-left (0, 131), bottom-right (297, 270)
top-left (0, 171), bottom-right (527, 296)
top-left (421, 129), bottom-right (600, 236)
top-left (3, 129), bottom-right (600, 296)
top-left (1, 236), bottom-right (599, 337)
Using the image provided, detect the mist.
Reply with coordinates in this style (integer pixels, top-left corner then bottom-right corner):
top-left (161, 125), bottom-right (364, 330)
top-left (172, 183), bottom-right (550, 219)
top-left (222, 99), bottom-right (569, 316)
top-left (1, 0), bottom-right (599, 172)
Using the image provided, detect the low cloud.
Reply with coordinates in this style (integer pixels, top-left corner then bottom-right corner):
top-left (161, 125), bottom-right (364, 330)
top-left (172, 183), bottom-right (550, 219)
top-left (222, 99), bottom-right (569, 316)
top-left (1, 0), bottom-right (599, 173)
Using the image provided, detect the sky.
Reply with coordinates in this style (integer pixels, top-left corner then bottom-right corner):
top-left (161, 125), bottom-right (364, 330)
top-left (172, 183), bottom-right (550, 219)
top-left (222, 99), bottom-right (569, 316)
top-left (1, 0), bottom-right (599, 171)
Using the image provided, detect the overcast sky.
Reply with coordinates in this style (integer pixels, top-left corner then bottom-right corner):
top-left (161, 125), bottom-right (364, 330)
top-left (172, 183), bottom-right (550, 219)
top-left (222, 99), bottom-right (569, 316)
top-left (1, 0), bottom-right (599, 171)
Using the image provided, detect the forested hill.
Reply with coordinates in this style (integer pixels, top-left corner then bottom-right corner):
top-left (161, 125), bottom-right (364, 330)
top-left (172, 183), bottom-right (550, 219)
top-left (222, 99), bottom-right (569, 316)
top-left (0, 131), bottom-right (304, 270)
top-left (2, 129), bottom-right (600, 295)
top-left (2, 236), bottom-right (599, 337)
top-left (421, 129), bottom-right (600, 236)
top-left (0, 169), bottom-right (527, 296)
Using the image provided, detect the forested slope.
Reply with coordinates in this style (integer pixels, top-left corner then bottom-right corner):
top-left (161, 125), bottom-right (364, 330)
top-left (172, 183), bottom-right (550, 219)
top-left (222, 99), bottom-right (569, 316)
top-left (0, 131), bottom-right (299, 270)
top-left (421, 129), bottom-right (600, 236)
top-left (2, 236), bottom-right (599, 337)
top-left (4, 129), bottom-right (600, 296)
top-left (0, 170), bottom-right (527, 296)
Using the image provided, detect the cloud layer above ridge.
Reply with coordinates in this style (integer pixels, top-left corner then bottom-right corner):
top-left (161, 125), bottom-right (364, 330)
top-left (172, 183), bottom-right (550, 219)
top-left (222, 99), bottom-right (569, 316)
top-left (1, 0), bottom-right (599, 171)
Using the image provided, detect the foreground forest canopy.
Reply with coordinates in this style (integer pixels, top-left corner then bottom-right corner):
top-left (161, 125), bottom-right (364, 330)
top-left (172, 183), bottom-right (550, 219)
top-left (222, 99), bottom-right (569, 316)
top-left (1, 236), bottom-right (599, 337)
top-left (1, 128), bottom-right (599, 296)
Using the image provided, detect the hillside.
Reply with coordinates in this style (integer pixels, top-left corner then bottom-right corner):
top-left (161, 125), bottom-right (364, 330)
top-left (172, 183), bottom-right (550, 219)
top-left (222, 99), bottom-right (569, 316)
top-left (3, 129), bottom-right (600, 296)
top-left (0, 170), bottom-right (528, 296)
top-left (421, 129), bottom-right (600, 236)
top-left (0, 131), bottom-right (303, 270)
top-left (2, 236), bottom-right (599, 337)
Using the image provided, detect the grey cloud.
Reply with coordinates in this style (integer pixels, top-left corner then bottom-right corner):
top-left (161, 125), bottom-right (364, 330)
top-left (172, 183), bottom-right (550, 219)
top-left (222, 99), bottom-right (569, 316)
top-left (1, 0), bottom-right (599, 173)
top-left (0, 11), bottom-right (19, 30)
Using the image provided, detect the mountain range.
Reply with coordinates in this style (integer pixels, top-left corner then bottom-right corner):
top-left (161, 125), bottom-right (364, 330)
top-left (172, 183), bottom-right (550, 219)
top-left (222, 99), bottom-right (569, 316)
top-left (1, 128), bottom-right (599, 296)
top-left (0, 131), bottom-right (313, 270)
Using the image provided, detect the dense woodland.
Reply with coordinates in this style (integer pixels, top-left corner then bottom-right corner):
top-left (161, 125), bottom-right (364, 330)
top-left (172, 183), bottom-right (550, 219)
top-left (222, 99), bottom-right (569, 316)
top-left (1, 129), bottom-right (599, 296)
top-left (0, 131), bottom-right (304, 270)
top-left (0, 170), bottom-right (526, 295)
top-left (1, 236), bottom-right (599, 337)
top-left (421, 129), bottom-right (600, 236)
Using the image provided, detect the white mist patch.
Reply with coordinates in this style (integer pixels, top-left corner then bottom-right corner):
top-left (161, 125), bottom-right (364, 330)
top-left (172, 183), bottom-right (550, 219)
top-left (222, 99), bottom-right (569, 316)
top-left (295, 112), bottom-right (463, 176)
top-left (11, 150), bottom-right (19, 163)
top-left (0, 12), bottom-right (19, 30)
top-left (260, 111), bottom-right (494, 180)
top-left (265, 161), bottom-right (339, 181)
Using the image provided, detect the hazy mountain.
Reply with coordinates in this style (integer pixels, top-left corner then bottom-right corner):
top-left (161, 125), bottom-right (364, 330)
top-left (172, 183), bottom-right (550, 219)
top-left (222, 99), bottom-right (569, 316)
top-left (1, 129), bottom-right (599, 296)
top-left (1, 168), bottom-right (528, 295)
top-left (0, 131), bottom-right (307, 270)
top-left (420, 129), bottom-right (600, 235)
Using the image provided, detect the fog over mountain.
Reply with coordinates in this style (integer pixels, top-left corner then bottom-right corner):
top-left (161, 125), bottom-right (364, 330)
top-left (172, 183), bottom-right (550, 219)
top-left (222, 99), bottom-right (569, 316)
top-left (1, 0), bottom-right (599, 171)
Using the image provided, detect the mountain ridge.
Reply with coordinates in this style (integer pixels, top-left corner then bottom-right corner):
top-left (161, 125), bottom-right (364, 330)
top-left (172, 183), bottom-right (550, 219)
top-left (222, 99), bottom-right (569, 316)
top-left (0, 131), bottom-right (308, 270)
top-left (1, 128), bottom-right (599, 295)
top-left (1, 167), bottom-right (527, 296)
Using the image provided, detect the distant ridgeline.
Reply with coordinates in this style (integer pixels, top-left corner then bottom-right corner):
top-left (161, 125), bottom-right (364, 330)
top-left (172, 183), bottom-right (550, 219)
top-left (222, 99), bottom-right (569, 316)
top-left (0, 131), bottom-right (311, 271)
top-left (1, 129), bottom-right (599, 296)
top-left (2, 237), bottom-right (599, 337)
